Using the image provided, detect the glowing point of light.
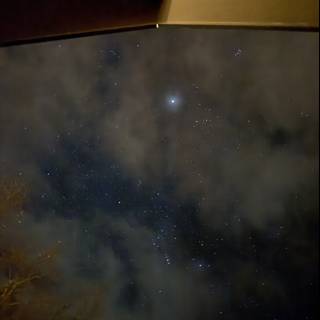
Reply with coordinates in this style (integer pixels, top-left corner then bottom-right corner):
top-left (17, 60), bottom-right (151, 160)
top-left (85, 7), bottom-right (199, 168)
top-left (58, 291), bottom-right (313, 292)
top-left (170, 98), bottom-right (176, 104)
top-left (166, 95), bottom-right (181, 112)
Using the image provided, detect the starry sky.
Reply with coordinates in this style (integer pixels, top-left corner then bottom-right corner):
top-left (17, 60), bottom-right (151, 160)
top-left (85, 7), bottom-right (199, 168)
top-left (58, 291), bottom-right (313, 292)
top-left (0, 27), bottom-right (319, 319)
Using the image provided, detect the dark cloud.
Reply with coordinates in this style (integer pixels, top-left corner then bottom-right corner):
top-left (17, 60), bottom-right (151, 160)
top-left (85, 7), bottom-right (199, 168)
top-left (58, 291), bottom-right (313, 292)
top-left (101, 29), bottom-right (318, 229)
top-left (0, 28), bottom-right (318, 319)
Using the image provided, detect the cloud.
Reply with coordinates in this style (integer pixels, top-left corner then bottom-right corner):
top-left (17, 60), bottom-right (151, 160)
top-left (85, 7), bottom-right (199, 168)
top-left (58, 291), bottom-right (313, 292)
top-left (100, 28), bottom-right (319, 229)
top-left (0, 28), bottom-right (318, 319)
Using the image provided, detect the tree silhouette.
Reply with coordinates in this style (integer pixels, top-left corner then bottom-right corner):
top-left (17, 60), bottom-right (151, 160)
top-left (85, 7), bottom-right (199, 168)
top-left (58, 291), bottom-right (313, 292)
top-left (0, 179), bottom-right (105, 320)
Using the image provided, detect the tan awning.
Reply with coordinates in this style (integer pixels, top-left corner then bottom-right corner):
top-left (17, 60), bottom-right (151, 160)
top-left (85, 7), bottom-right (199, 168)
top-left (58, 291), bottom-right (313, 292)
top-left (160, 0), bottom-right (319, 29)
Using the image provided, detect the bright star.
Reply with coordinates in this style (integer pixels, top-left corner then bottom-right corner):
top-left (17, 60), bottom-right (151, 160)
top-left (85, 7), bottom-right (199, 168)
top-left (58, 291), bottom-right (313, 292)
top-left (166, 95), bottom-right (181, 112)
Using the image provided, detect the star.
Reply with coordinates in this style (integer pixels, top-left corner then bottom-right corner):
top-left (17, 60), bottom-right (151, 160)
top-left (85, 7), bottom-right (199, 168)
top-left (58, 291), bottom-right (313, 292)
top-left (166, 95), bottom-right (181, 112)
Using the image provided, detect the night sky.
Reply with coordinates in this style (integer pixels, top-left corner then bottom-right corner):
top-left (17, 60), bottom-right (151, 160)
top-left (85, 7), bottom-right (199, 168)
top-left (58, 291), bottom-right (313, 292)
top-left (0, 28), bottom-right (319, 319)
